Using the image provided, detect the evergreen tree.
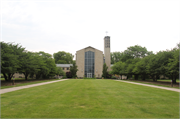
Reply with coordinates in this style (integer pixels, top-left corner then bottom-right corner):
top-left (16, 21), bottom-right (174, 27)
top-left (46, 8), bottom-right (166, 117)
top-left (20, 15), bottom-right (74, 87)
top-left (70, 61), bottom-right (78, 78)
top-left (102, 63), bottom-right (108, 79)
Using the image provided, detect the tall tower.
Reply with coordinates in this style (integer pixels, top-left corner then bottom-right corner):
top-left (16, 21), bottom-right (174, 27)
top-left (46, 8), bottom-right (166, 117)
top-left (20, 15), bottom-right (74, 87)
top-left (104, 36), bottom-right (111, 71)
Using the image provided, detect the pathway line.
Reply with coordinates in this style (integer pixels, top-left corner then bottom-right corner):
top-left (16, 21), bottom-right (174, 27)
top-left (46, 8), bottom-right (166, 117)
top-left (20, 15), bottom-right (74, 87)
top-left (0, 79), bottom-right (69, 94)
top-left (115, 80), bottom-right (180, 92)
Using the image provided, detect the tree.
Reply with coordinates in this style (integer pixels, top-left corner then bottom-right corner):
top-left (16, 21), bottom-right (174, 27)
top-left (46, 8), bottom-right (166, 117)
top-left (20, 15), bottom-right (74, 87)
top-left (56, 67), bottom-right (65, 76)
top-left (166, 49), bottom-right (179, 84)
top-left (125, 58), bottom-right (141, 79)
top-left (1, 42), bottom-right (25, 81)
top-left (121, 45), bottom-right (153, 62)
top-left (111, 61), bottom-right (126, 79)
top-left (111, 52), bottom-right (124, 64)
top-left (53, 51), bottom-right (74, 64)
top-left (70, 61), bottom-right (78, 78)
top-left (133, 57), bottom-right (149, 80)
top-left (18, 51), bottom-right (40, 80)
top-left (102, 63), bottom-right (108, 78)
top-left (35, 51), bottom-right (57, 79)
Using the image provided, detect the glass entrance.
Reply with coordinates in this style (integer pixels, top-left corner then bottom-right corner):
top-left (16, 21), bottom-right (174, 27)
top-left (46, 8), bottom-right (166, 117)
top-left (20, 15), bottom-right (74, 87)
top-left (87, 73), bottom-right (92, 78)
top-left (85, 51), bottom-right (95, 78)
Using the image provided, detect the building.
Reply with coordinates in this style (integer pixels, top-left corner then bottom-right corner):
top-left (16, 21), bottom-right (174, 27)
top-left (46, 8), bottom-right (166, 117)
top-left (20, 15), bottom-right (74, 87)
top-left (76, 36), bottom-right (111, 78)
top-left (56, 64), bottom-right (72, 73)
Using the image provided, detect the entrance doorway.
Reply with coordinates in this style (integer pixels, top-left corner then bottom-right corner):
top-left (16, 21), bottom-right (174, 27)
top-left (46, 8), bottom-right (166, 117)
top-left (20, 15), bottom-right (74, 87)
top-left (87, 73), bottom-right (92, 78)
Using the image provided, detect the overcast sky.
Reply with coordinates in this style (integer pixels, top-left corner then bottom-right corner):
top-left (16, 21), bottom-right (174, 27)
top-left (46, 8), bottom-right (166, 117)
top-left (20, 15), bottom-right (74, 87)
top-left (1, 0), bottom-right (179, 59)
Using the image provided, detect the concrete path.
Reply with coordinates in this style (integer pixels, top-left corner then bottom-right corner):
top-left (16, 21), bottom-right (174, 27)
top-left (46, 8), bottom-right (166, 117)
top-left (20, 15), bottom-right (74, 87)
top-left (0, 79), bottom-right (69, 94)
top-left (115, 80), bottom-right (180, 92)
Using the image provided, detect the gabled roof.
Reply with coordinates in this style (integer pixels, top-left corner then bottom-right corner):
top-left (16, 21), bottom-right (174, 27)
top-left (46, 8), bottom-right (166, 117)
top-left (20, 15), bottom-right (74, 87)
top-left (76, 46), bottom-right (103, 52)
top-left (56, 64), bottom-right (73, 67)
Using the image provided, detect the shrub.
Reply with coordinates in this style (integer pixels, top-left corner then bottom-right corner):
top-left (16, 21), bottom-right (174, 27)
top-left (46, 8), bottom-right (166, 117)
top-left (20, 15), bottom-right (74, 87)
top-left (106, 72), bottom-right (112, 79)
top-left (62, 75), bottom-right (67, 79)
top-left (66, 72), bottom-right (72, 78)
top-left (111, 76), bottom-right (117, 79)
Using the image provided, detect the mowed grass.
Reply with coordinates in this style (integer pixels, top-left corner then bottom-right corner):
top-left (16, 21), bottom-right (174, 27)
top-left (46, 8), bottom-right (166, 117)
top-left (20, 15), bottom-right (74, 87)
top-left (1, 79), bottom-right (179, 118)
top-left (1, 79), bottom-right (61, 89)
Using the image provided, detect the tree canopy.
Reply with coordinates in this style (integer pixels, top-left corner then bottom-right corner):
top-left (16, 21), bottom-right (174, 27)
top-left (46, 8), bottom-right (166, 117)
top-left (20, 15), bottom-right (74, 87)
top-left (1, 42), bottom-right (59, 81)
top-left (53, 51), bottom-right (73, 64)
top-left (110, 44), bottom-right (179, 83)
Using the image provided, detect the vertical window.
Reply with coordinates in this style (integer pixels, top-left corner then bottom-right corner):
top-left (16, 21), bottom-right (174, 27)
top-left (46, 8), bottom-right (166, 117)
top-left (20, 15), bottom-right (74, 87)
top-left (84, 51), bottom-right (95, 77)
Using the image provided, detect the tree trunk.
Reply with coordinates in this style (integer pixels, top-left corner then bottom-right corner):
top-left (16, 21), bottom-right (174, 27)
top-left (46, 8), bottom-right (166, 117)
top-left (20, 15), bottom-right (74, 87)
top-left (142, 74), bottom-right (145, 80)
top-left (8, 73), bottom-right (12, 81)
top-left (152, 75), bottom-right (155, 81)
top-left (2, 72), bottom-right (8, 81)
top-left (173, 75), bottom-right (177, 84)
top-left (135, 75), bottom-right (138, 80)
top-left (25, 74), bottom-right (28, 80)
top-left (120, 75), bottom-right (122, 80)
top-left (171, 74), bottom-right (174, 87)
top-left (156, 75), bottom-right (160, 80)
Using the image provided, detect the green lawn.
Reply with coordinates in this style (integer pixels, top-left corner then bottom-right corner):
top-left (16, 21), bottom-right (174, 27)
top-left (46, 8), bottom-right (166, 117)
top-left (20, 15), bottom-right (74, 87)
top-left (121, 79), bottom-right (180, 89)
top-left (145, 79), bottom-right (180, 82)
top-left (158, 79), bottom-right (180, 82)
top-left (1, 79), bottom-right (61, 89)
top-left (1, 79), bottom-right (179, 118)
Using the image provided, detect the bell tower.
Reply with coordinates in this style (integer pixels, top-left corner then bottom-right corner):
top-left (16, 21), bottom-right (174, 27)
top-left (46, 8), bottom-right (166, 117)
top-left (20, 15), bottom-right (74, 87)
top-left (104, 36), bottom-right (111, 71)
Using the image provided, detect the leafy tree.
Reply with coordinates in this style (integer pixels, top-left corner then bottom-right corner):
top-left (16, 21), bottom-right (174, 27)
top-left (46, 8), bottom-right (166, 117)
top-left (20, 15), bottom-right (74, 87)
top-left (124, 45), bottom-right (153, 59)
top-left (53, 51), bottom-right (74, 64)
top-left (146, 54), bottom-right (160, 81)
top-left (166, 49), bottom-right (179, 83)
top-left (111, 45), bottom-right (153, 64)
top-left (1, 42), bottom-right (25, 81)
top-left (111, 52), bottom-right (124, 64)
top-left (102, 63), bottom-right (108, 78)
top-left (125, 58), bottom-right (141, 79)
top-left (111, 61), bottom-right (128, 79)
top-left (18, 51), bottom-right (40, 80)
top-left (70, 61), bottom-right (78, 78)
top-left (56, 67), bottom-right (65, 76)
top-left (35, 51), bottom-right (57, 79)
top-left (133, 57), bottom-right (149, 80)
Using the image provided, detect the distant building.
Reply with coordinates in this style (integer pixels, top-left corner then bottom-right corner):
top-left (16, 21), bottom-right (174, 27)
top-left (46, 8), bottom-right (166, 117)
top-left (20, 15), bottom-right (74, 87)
top-left (56, 64), bottom-right (72, 73)
top-left (75, 36), bottom-right (111, 78)
top-left (12, 36), bottom-right (112, 79)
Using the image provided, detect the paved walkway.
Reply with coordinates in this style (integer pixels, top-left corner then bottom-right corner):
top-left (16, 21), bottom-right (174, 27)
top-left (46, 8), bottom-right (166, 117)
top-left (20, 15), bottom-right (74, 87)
top-left (0, 79), bottom-right (69, 94)
top-left (115, 80), bottom-right (180, 92)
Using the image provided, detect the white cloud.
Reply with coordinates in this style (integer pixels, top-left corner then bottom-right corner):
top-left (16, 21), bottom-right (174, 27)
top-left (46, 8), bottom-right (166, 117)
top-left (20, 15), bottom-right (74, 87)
top-left (1, 0), bottom-right (179, 57)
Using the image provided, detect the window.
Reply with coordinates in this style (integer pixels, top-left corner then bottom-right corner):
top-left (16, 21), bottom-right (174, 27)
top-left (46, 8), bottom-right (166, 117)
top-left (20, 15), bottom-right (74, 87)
top-left (63, 68), bottom-right (65, 70)
top-left (19, 73), bottom-right (22, 75)
top-left (67, 68), bottom-right (69, 70)
top-left (84, 51), bottom-right (95, 77)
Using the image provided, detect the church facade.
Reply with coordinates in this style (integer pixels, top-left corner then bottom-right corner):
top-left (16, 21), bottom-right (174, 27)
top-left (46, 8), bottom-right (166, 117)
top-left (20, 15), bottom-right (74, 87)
top-left (76, 36), bottom-right (111, 78)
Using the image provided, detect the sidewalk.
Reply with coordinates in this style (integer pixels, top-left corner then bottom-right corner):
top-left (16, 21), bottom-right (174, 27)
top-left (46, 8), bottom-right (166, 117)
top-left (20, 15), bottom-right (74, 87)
top-left (0, 79), bottom-right (69, 94)
top-left (115, 80), bottom-right (180, 92)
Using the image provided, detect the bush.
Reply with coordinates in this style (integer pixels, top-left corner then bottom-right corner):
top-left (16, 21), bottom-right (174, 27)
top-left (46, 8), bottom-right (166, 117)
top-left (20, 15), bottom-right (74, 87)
top-left (111, 76), bottom-right (117, 79)
top-left (106, 72), bottom-right (112, 79)
top-left (66, 72), bottom-right (72, 78)
top-left (62, 75), bottom-right (67, 79)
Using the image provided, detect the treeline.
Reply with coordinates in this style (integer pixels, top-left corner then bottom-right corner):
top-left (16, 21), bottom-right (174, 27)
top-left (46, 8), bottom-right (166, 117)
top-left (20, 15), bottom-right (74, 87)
top-left (1, 42), bottom-right (73, 81)
top-left (110, 45), bottom-right (179, 83)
